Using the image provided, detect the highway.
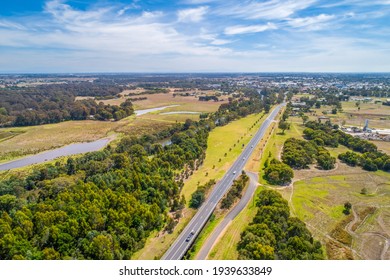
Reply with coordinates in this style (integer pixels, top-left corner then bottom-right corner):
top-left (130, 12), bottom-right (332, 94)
top-left (196, 171), bottom-right (259, 260)
top-left (161, 103), bottom-right (285, 260)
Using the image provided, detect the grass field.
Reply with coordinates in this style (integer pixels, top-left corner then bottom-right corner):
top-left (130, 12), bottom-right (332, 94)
top-left (0, 92), bottom-right (226, 163)
top-left (132, 112), bottom-right (266, 260)
top-left (283, 168), bottom-right (390, 259)
top-left (102, 91), bottom-right (227, 112)
top-left (0, 120), bottom-right (122, 162)
top-left (274, 113), bottom-right (390, 259)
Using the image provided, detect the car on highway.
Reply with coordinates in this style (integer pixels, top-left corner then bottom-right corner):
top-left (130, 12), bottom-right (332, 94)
top-left (233, 171), bottom-right (236, 175)
top-left (186, 230), bottom-right (195, 242)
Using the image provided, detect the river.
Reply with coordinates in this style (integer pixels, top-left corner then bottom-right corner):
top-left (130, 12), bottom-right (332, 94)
top-left (135, 105), bottom-right (178, 116)
top-left (0, 138), bottom-right (111, 171)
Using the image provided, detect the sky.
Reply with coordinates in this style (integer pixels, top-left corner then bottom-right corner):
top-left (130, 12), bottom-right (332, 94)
top-left (0, 0), bottom-right (389, 73)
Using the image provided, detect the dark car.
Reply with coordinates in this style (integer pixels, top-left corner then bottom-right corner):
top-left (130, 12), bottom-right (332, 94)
top-left (186, 230), bottom-right (195, 242)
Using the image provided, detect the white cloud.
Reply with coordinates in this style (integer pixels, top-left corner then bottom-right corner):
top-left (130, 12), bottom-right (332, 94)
top-left (209, 39), bottom-right (233, 45)
top-left (225, 23), bottom-right (277, 35)
top-left (216, 0), bottom-right (316, 20)
top-left (287, 14), bottom-right (335, 30)
top-left (199, 29), bottom-right (233, 45)
top-left (0, 0), bottom-right (389, 72)
top-left (0, 19), bottom-right (26, 30)
top-left (321, 0), bottom-right (390, 8)
top-left (177, 6), bottom-right (208, 22)
top-left (0, 0), bottom-right (231, 60)
top-left (182, 0), bottom-right (218, 3)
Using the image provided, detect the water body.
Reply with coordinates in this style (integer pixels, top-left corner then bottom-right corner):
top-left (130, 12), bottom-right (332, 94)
top-left (0, 138), bottom-right (111, 171)
top-left (135, 105), bottom-right (179, 116)
top-left (160, 111), bottom-right (201, 115)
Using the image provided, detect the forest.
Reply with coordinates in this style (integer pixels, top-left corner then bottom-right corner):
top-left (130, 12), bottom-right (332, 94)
top-left (0, 82), bottom-right (133, 127)
top-left (237, 189), bottom-right (324, 260)
top-left (0, 90), bottom-right (271, 260)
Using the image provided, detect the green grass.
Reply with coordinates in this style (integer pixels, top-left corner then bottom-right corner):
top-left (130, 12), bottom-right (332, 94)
top-left (181, 113), bottom-right (265, 202)
top-left (330, 205), bottom-right (346, 219)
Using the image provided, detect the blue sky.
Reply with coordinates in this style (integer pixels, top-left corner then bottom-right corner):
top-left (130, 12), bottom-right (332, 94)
top-left (0, 0), bottom-right (389, 72)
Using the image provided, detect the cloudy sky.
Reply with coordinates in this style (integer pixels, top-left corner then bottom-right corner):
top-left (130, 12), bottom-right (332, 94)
top-left (0, 0), bottom-right (389, 72)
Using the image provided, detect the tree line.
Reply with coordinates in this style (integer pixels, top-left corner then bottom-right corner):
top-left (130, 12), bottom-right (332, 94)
top-left (220, 173), bottom-right (249, 209)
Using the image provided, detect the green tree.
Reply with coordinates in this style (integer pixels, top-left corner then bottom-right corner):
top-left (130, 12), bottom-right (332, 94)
top-left (278, 121), bottom-right (290, 134)
top-left (301, 115), bottom-right (309, 124)
top-left (343, 202), bottom-right (352, 215)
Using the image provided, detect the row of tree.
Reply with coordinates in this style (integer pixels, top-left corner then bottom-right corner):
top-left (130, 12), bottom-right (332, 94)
top-left (220, 173), bottom-right (249, 209)
top-left (338, 151), bottom-right (390, 172)
top-left (237, 190), bottom-right (324, 259)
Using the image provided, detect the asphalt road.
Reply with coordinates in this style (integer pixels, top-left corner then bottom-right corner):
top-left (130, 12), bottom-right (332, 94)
top-left (196, 171), bottom-right (259, 260)
top-left (161, 103), bottom-right (285, 260)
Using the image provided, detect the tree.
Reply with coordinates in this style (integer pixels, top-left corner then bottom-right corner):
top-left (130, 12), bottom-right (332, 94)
top-left (264, 159), bottom-right (293, 185)
top-left (189, 190), bottom-right (205, 209)
top-left (301, 115), bottom-right (309, 125)
top-left (343, 202), bottom-right (352, 215)
top-left (316, 151), bottom-right (336, 170)
top-left (66, 158), bottom-right (76, 175)
top-left (238, 189), bottom-right (324, 260)
top-left (278, 121), bottom-right (290, 134)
